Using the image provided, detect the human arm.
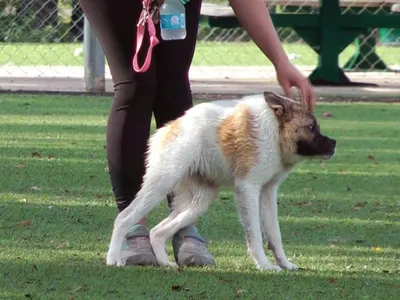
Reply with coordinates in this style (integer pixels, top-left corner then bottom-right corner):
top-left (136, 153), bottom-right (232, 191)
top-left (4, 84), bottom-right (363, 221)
top-left (228, 0), bottom-right (316, 111)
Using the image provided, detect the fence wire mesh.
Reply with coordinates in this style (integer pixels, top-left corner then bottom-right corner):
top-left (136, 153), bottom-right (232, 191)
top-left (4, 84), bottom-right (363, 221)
top-left (0, 0), bottom-right (399, 87)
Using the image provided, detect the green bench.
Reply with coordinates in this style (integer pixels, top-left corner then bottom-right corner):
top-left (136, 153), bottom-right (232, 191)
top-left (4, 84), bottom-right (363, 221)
top-left (199, 0), bottom-right (400, 86)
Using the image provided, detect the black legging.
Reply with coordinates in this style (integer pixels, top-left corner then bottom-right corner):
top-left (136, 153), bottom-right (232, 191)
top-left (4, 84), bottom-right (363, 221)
top-left (79, 0), bottom-right (202, 212)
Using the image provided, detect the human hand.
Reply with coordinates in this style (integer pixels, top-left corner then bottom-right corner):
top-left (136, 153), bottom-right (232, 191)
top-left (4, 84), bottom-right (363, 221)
top-left (274, 61), bottom-right (316, 112)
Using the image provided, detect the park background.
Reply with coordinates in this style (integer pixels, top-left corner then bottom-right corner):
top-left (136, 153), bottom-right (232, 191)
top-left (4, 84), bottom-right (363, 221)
top-left (1, 1), bottom-right (399, 299)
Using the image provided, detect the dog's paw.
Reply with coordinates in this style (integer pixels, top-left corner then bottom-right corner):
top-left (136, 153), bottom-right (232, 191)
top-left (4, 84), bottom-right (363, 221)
top-left (158, 260), bottom-right (179, 268)
top-left (106, 252), bottom-right (124, 267)
top-left (257, 263), bottom-right (282, 272)
top-left (278, 260), bottom-right (298, 271)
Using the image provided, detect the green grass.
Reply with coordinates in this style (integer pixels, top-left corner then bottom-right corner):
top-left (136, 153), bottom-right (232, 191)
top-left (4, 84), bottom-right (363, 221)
top-left (0, 41), bottom-right (399, 68)
top-left (1, 94), bottom-right (400, 299)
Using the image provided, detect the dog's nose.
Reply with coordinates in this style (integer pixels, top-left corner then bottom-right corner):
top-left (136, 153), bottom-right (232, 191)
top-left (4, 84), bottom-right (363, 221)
top-left (331, 139), bottom-right (337, 147)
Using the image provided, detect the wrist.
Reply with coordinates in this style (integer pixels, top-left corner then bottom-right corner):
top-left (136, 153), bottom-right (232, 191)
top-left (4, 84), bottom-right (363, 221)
top-left (271, 54), bottom-right (290, 69)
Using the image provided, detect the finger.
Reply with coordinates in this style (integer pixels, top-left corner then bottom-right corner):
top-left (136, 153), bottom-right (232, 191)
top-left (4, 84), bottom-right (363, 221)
top-left (281, 81), bottom-right (292, 98)
top-left (308, 85), bottom-right (316, 112)
top-left (304, 79), bottom-right (316, 112)
top-left (301, 80), bottom-right (316, 113)
top-left (299, 81), bottom-right (309, 109)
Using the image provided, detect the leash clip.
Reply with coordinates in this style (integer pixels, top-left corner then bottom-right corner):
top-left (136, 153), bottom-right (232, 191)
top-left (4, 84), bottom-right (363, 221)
top-left (138, 2), bottom-right (149, 27)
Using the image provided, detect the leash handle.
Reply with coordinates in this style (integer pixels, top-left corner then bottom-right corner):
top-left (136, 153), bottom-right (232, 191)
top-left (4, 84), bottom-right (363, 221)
top-left (132, 0), bottom-right (160, 73)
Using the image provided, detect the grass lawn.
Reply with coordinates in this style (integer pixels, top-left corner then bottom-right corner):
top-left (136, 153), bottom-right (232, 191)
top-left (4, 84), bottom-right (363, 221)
top-left (1, 94), bottom-right (400, 299)
top-left (0, 41), bottom-right (399, 68)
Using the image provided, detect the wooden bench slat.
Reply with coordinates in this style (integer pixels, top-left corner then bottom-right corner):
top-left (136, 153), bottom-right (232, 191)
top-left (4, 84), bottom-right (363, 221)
top-left (201, 1), bottom-right (400, 17)
top-left (263, 1), bottom-right (399, 8)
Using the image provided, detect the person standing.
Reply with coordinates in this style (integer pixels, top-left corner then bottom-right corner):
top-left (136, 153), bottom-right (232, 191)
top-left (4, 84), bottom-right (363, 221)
top-left (78, 0), bottom-right (316, 267)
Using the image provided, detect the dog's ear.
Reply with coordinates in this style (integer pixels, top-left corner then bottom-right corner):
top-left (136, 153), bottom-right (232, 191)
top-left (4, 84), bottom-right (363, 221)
top-left (263, 91), bottom-right (294, 121)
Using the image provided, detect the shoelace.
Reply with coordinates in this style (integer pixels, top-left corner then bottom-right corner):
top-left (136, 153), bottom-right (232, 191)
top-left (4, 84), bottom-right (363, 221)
top-left (132, 0), bottom-right (160, 73)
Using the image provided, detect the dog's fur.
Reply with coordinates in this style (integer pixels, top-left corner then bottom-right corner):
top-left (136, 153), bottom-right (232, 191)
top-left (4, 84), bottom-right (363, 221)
top-left (106, 91), bottom-right (336, 271)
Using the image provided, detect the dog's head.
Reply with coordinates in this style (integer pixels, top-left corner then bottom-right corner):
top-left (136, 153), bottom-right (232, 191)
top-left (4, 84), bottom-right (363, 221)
top-left (264, 91), bottom-right (336, 164)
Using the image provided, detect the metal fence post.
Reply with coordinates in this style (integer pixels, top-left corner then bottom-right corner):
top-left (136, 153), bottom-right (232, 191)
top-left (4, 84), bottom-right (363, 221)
top-left (83, 15), bottom-right (105, 93)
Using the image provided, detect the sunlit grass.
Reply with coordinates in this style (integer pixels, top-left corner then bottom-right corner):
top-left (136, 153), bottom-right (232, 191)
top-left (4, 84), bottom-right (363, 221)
top-left (0, 94), bottom-right (399, 299)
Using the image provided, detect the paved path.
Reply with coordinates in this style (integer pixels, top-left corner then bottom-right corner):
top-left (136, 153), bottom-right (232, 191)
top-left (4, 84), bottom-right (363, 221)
top-left (0, 65), bottom-right (399, 97)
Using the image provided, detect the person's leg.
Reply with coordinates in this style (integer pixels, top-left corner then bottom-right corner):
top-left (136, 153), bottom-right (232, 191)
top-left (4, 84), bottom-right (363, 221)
top-left (153, 0), bottom-right (215, 267)
top-left (78, 0), bottom-right (158, 265)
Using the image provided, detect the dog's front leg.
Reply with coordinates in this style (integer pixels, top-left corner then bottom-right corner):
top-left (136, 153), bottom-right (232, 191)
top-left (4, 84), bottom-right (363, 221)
top-left (260, 183), bottom-right (297, 270)
top-left (235, 182), bottom-right (281, 271)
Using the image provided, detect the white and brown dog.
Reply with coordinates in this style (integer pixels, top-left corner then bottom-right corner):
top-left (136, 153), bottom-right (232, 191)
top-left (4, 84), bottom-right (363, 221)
top-left (106, 91), bottom-right (336, 271)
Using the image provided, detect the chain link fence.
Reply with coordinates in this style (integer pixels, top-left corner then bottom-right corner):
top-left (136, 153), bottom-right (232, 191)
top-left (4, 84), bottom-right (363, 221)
top-left (0, 0), bottom-right (399, 87)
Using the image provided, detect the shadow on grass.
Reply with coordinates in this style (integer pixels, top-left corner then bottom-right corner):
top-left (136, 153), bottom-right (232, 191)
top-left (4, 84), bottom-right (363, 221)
top-left (1, 258), bottom-right (399, 300)
top-left (0, 95), bottom-right (111, 117)
top-left (1, 154), bottom-right (399, 198)
top-left (1, 200), bottom-right (399, 253)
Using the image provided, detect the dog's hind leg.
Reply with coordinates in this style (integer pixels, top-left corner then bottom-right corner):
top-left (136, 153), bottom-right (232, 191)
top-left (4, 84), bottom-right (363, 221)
top-left (235, 181), bottom-right (282, 271)
top-left (260, 182), bottom-right (297, 270)
top-left (150, 176), bottom-right (219, 267)
top-left (106, 165), bottom-right (185, 267)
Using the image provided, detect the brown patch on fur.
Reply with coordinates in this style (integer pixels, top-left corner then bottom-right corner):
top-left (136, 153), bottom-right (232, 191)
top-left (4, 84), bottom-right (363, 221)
top-left (264, 92), bottom-right (315, 158)
top-left (217, 103), bottom-right (258, 178)
top-left (161, 118), bottom-right (182, 148)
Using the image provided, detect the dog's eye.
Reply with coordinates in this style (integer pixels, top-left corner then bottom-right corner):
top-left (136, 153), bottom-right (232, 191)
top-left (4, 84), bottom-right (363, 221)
top-left (309, 125), bottom-right (315, 131)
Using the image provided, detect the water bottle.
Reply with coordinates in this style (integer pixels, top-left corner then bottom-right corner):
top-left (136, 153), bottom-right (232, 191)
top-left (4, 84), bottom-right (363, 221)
top-left (159, 0), bottom-right (187, 41)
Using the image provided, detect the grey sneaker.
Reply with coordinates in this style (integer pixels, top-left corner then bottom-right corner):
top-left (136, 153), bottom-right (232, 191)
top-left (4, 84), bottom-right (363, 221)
top-left (172, 225), bottom-right (215, 267)
top-left (121, 224), bottom-right (158, 266)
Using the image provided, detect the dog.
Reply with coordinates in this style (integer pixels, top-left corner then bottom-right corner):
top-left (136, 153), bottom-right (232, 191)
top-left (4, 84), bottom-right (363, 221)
top-left (106, 91), bottom-right (336, 271)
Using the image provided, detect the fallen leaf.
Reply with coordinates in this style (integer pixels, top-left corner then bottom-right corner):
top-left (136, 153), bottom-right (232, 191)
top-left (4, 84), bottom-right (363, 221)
top-left (57, 242), bottom-right (69, 249)
top-left (220, 195), bottom-right (230, 204)
top-left (70, 285), bottom-right (85, 293)
top-left (346, 265), bottom-right (353, 270)
top-left (218, 276), bottom-right (234, 283)
top-left (328, 277), bottom-right (338, 285)
top-left (353, 202), bottom-right (366, 210)
top-left (47, 154), bottom-right (56, 159)
top-left (328, 236), bottom-right (347, 244)
top-left (372, 247), bottom-right (382, 253)
top-left (31, 152), bottom-right (42, 158)
top-left (293, 201), bottom-right (313, 207)
top-left (29, 186), bottom-right (41, 191)
top-left (322, 112), bottom-right (334, 118)
top-left (367, 154), bottom-right (380, 164)
top-left (171, 285), bottom-right (189, 292)
top-left (234, 289), bottom-right (247, 297)
top-left (19, 220), bottom-right (31, 227)
top-left (15, 164), bottom-right (25, 169)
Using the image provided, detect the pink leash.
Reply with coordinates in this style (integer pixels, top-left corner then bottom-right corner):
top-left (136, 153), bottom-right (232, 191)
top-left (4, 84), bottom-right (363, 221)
top-left (132, 0), bottom-right (160, 73)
